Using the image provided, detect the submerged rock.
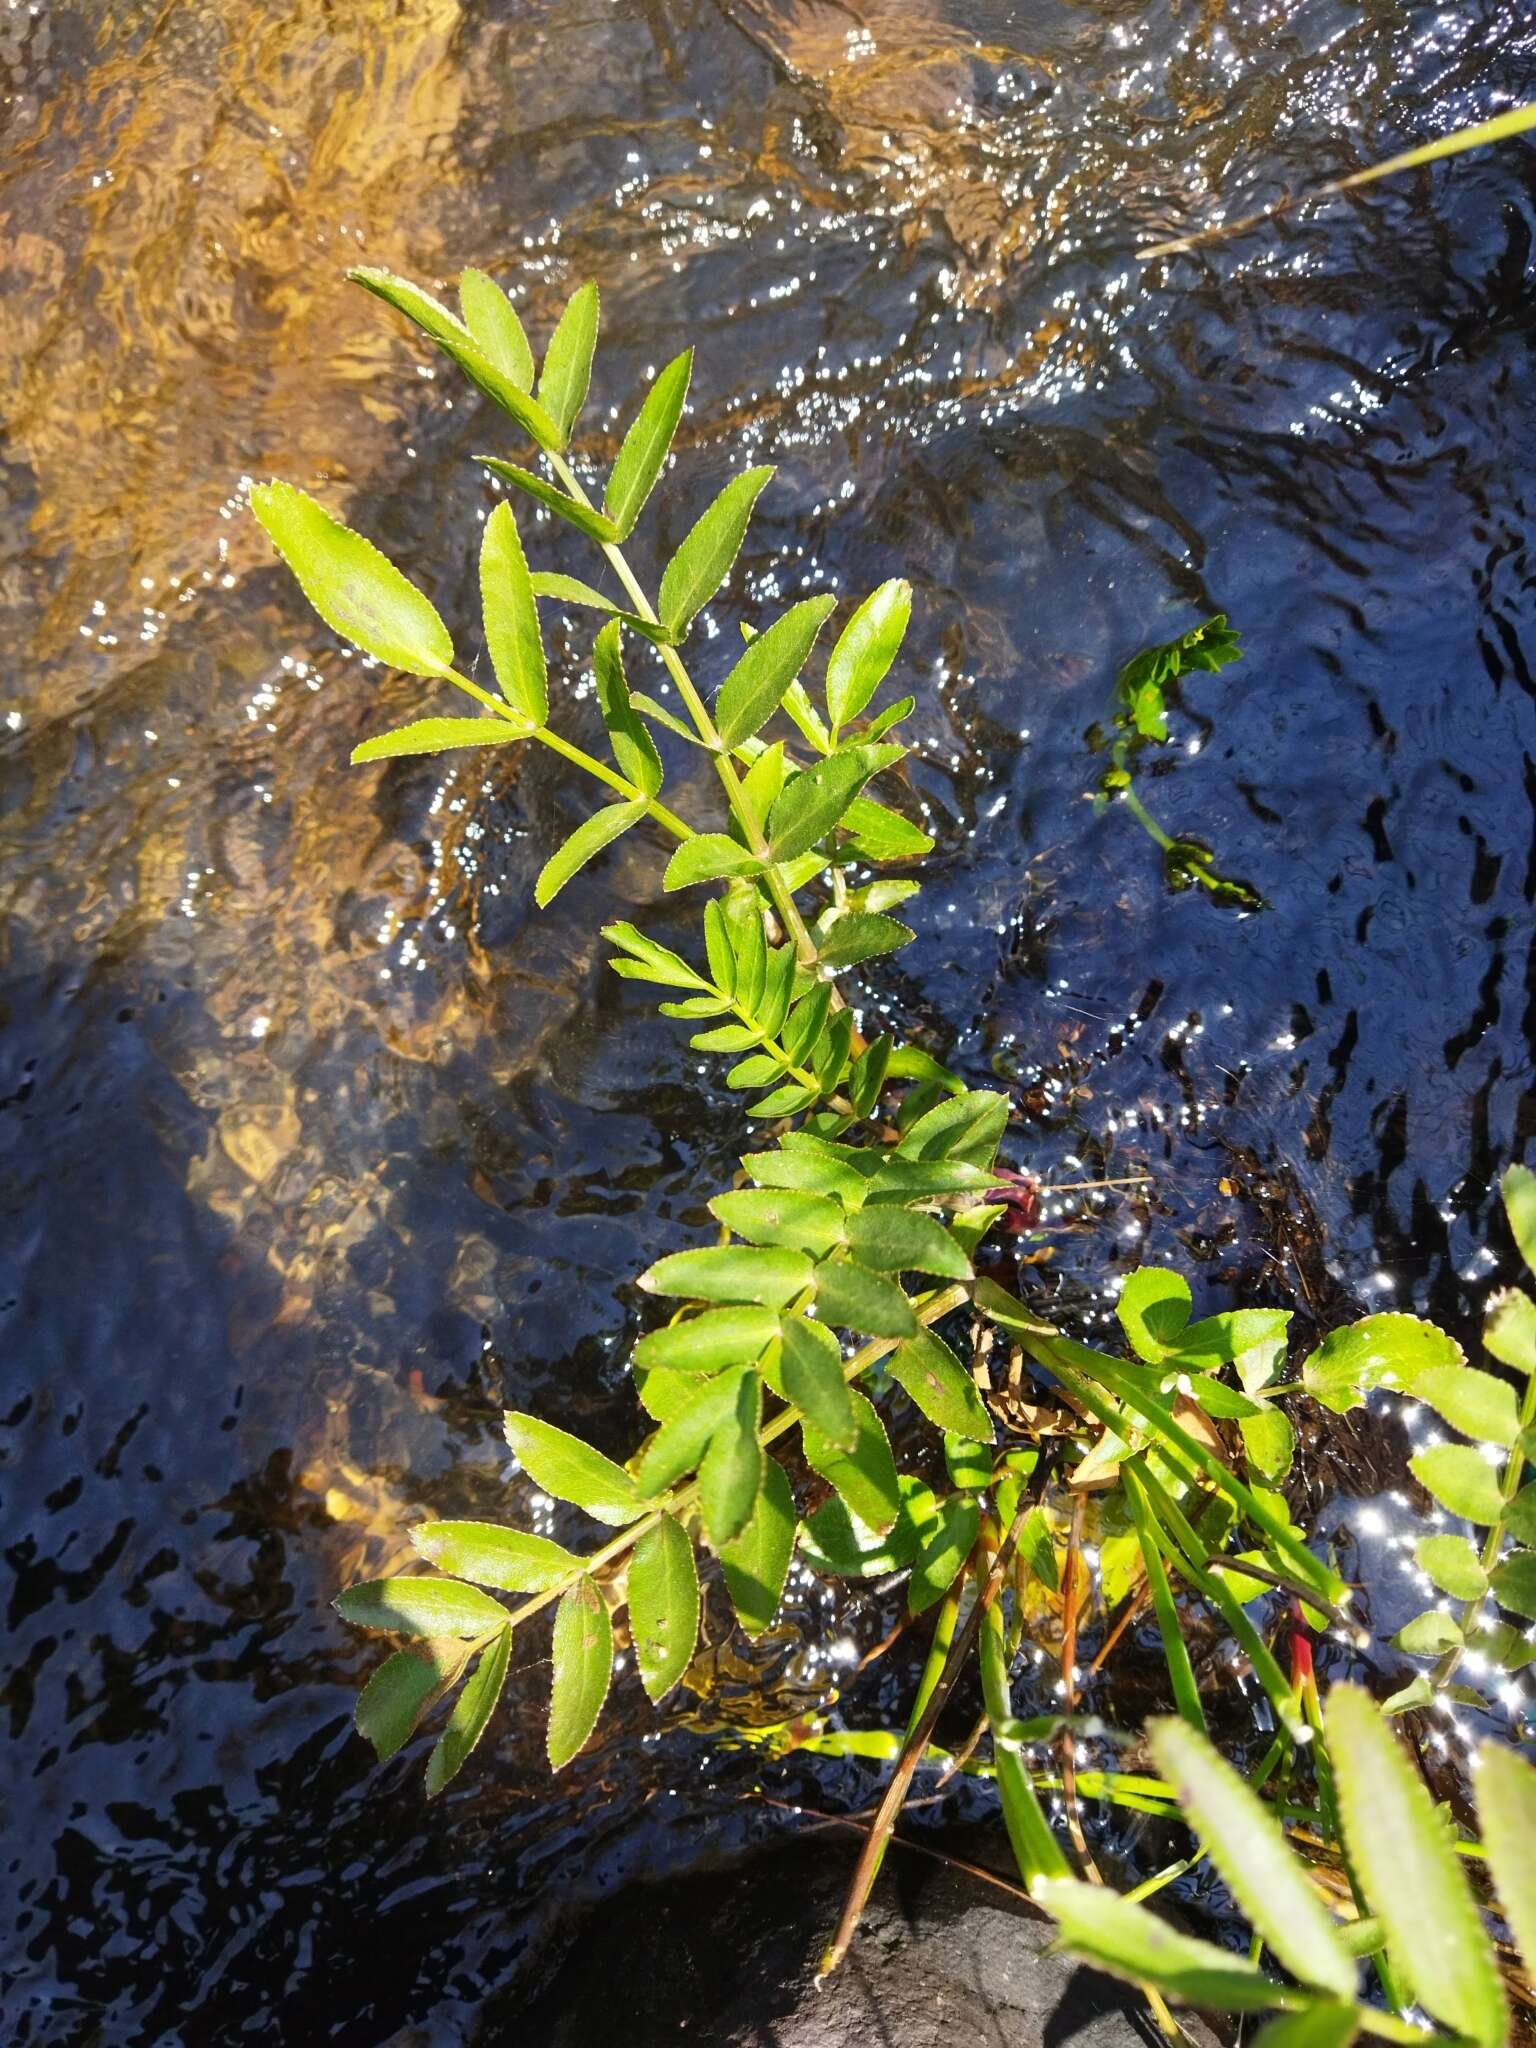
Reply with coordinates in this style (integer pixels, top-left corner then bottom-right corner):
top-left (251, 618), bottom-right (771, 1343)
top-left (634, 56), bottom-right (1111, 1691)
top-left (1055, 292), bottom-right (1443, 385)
top-left (522, 1831), bottom-right (1188, 2047)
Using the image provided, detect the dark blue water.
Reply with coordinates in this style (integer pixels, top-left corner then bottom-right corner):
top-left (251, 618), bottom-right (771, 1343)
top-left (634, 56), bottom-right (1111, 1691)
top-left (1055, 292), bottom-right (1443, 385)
top-left (3, 0), bottom-right (1535, 2038)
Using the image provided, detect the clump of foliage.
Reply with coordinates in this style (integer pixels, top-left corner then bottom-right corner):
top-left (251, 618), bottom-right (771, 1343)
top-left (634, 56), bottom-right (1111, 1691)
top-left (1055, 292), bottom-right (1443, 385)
top-left (253, 271), bottom-right (1535, 2023)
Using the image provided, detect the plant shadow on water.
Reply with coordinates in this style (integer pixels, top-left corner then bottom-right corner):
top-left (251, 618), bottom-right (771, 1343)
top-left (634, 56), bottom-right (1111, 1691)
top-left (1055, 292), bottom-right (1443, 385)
top-left (2, 0), bottom-right (1535, 2038)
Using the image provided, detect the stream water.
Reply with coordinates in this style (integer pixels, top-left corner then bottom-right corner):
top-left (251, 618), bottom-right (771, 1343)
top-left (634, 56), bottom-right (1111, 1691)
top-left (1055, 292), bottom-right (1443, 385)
top-left (3, 0), bottom-right (1536, 2039)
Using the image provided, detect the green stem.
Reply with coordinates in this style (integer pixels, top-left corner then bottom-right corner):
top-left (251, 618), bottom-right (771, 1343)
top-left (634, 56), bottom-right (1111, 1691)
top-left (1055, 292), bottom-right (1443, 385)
top-left (1123, 1461), bottom-right (1207, 1733)
top-left (977, 1578), bottom-right (1073, 1886)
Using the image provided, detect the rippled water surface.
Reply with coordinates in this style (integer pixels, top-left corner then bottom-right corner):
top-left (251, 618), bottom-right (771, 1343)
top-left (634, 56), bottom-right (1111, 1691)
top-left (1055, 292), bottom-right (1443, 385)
top-left (4, 0), bottom-right (1536, 2038)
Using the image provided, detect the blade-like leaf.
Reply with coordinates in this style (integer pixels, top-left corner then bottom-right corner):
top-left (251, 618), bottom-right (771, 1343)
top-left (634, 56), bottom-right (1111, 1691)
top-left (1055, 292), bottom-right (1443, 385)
top-left (825, 578), bottom-right (911, 731)
top-left (720, 1457), bottom-right (795, 1636)
top-left (766, 744), bottom-right (889, 860)
top-left (478, 459), bottom-right (621, 543)
top-left (426, 1624), bottom-right (510, 1794)
top-left (1035, 1881), bottom-right (1285, 2011)
top-left (355, 1640), bottom-right (470, 1761)
top-left (605, 348), bottom-right (692, 536)
top-left (658, 466), bottom-right (775, 638)
top-left (410, 1520), bottom-right (579, 1592)
top-left (547, 1574), bottom-right (614, 1769)
top-left (779, 1314), bottom-right (857, 1450)
top-left (1477, 1741), bottom-right (1536, 1976)
top-left (480, 499), bottom-right (548, 726)
top-left (1147, 1718), bottom-right (1356, 1998)
top-left (1327, 1682), bottom-right (1505, 2047)
top-left (632, 1305), bottom-right (779, 1376)
top-left (593, 620), bottom-right (662, 796)
top-left (841, 795), bottom-right (933, 861)
top-left (351, 267), bottom-right (560, 448)
top-left (801, 1387), bottom-right (901, 1532)
top-left (887, 1328), bottom-right (994, 1441)
top-left (628, 1515), bottom-right (699, 1702)
top-left (503, 1412), bottom-right (643, 1526)
top-left (844, 1206), bottom-right (970, 1280)
top-left (252, 481), bottom-right (454, 676)
top-left (813, 1258), bottom-right (918, 1337)
top-left (335, 1577), bottom-right (510, 1637)
top-left (698, 1367), bottom-right (763, 1546)
top-left (639, 1245), bottom-right (813, 1308)
top-left (351, 718), bottom-right (526, 765)
top-left (714, 596), bottom-right (837, 749)
top-left (537, 282), bottom-right (600, 446)
top-left (459, 269), bottom-right (534, 391)
top-left (534, 800), bottom-right (646, 909)
top-left (1409, 1443), bottom-right (1505, 1524)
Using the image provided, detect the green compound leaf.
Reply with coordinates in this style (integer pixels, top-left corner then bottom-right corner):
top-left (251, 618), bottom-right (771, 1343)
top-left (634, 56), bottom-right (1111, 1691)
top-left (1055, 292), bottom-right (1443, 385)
top-left (1409, 1443), bottom-right (1505, 1525)
top-left (536, 281), bottom-right (599, 447)
top-left (709, 1188), bottom-right (846, 1257)
top-left (909, 1496), bottom-right (980, 1614)
top-left (458, 269), bottom-right (534, 391)
top-left (1413, 1533), bottom-right (1488, 1601)
top-left (351, 267), bottom-right (561, 448)
top-left (714, 596), bottom-right (837, 750)
top-left (355, 1640), bottom-right (471, 1761)
top-left (480, 498), bottom-right (549, 726)
top-left (409, 1521), bottom-right (579, 1592)
top-left (335, 1576), bottom-right (511, 1638)
top-left (658, 466), bottom-right (775, 639)
top-left (1147, 1718), bottom-right (1356, 1998)
top-left (426, 1623), bottom-right (510, 1795)
top-left (634, 1365), bottom-right (755, 1496)
top-left (1327, 1682), bottom-right (1505, 2048)
top-left (534, 800), bottom-right (647, 909)
top-left (252, 481), bottom-right (454, 677)
top-left (633, 1305), bottom-right (779, 1377)
top-left (779, 1314), bottom-right (857, 1451)
top-left (801, 1387), bottom-right (901, 1532)
top-left (812, 1258), bottom-right (918, 1337)
top-left (478, 458), bottom-right (621, 542)
top-left (1411, 1363), bottom-right (1520, 1448)
top-left (1503, 1163), bottom-right (1536, 1278)
top-left (503, 1412), bottom-right (644, 1526)
top-left (826, 578), bottom-right (912, 731)
top-left (605, 348), bottom-right (692, 536)
top-left (844, 1206), bottom-right (971, 1281)
top-left (593, 620), bottom-right (662, 797)
top-left (1477, 1741), bottom-right (1536, 1977)
top-left (720, 1457), bottom-right (797, 1638)
top-left (663, 834), bottom-right (763, 890)
top-left (698, 1367), bottom-right (764, 1546)
top-left (1034, 1881), bottom-right (1284, 2012)
top-left (351, 718), bottom-right (526, 765)
top-left (639, 1245), bottom-right (813, 1308)
top-left (1302, 1313), bottom-right (1464, 1414)
top-left (887, 1328), bottom-right (995, 1442)
top-left (628, 1514), bottom-right (699, 1702)
top-left (764, 742), bottom-right (887, 860)
top-left (1490, 1550), bottom-right (1536, 1619)
top-left (817, 912), bottom-right (915, 970)
top-left (547, 1574), bottom-right (614, 1770)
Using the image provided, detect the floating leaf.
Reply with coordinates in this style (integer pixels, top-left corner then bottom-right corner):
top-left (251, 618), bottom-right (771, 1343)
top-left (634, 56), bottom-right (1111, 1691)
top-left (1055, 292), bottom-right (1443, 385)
top-left (779, 1315), bottom-right (857, 1450)
top-left (658, 466), bottom-right (775, 638)
top-left (813, 1258), bottom-right (917, 1337)
top-left (909, 1497), bottom-right (980, 1614)
top-left (536, 282), bottom-right (599, 446)
top-left (503, 1412), bottom-right (643, 1525)
top-left (547, 1575), bottom-right (614, 1770)
top-left (845, 1206), bottom-right (970, 1280)
top-left (410, 1521), bottom-right (579, 1592)
top-left (633, 1305), bottom-right (779, 1376)
top-left (1034, 1882), bottom-right (1283, 2011)
top-left (639, 1245), bottom-right (813, 1308)
top-left (1147, 1718), bottom-right (1356, 1998)
top-left (534, 800), bottom-right (646, 909)
top-left (1477, 1742), bottom-right (1536, 1975)
top-left (1409, 1443), bottom-right (1505, 1525)
top-left (628, 1515), bottom-right (699, 1702)
top-left (1327, 1681), bottom-right (1505, 2048)
top-left (1302, 1314), bottom-right (1464, 1414)
top-left (252, 481), bottom-right (454, 677)
top-left (714, 596), bottom-right (837, 750)
top-left (1490, 1550), bottom-right (1536, 1619)
top-left (335, 1577), bottom-right (510, 1638)
top-left (351, 718), bottom-right (525, 765)
top-left (825, 578), bottom-right (912, 731)
top-left (355, 1640), bottom-right (470, 1761)
top-left (426, 1625), bottom-right (510, 1795)
top-left (478, 458), bottom-right (621, 542)
top-left (479, 498), bottom-right (548, 726)
top-left (801, 1388), bottom-right (901, 1532)
top-left (458, 269), bottom-right (534, 391)
top-left (887, 1328), bottom-right (994, 1441)
top-left (765, 743), bottom-right (886, 859)
top-left (605, 348), bottom-right (692, 536)
top-left (593, 620), bottom-right (662, 796)
top-left (720, 1459), bottom-right (796, 1636)
top-left (1414, 1533), bottom-right (1488, 1601)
